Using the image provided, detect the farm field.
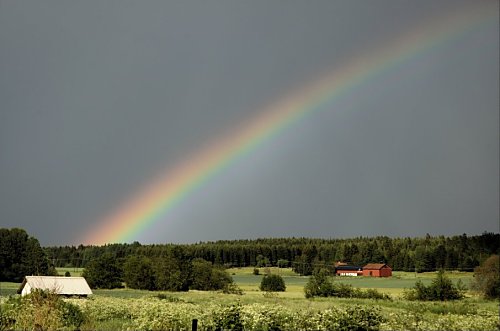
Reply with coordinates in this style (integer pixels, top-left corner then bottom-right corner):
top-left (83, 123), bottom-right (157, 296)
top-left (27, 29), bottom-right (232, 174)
top-left (230, 267), bottom-right (474, 297)
top-left (1, 268), bottom-right (498, 330)
top-left (56, 266), bottom-right (84, 277)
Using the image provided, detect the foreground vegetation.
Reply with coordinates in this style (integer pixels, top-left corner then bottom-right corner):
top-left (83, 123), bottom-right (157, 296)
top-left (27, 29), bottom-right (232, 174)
top-left (1, 268), bottom-right (499, 330)
top-left (1, 228), bottom-right (498, 330)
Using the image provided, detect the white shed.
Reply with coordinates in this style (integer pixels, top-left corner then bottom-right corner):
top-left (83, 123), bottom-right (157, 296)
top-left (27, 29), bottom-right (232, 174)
top-left (18, 276), bottom-right (93, 296)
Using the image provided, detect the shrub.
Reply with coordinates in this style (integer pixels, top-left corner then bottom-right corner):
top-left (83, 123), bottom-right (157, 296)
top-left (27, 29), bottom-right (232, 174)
top-left (222, 282), bottom-right (244, 295)
top-left (337, 305), bottom-right (385, 331)
top-left (361, 288), bottom-right (392, 300)
top-left (472, 255), bottom-right (500, 299)
top-left (304, 268), bottom-right (334, 298)
top-left (155, 293), bottom-right (182, 302)
top-left (253, 268), bottom-right (260, 275)
top-left (260, 274), bottom-right (286, 292)
top-left (190, 259), bottom-right (235, 291)
top-left (2, 289), bottom-right (85, 330)
top-left (0, 305), bottom-right (16, 331)
top-left (305, 268), bottom-right (391, 300)
top-left (59, 300), bottom-right (85, 329)
top-left (404, 270), bottom-right (466, 301)
top-left (213, 304), bottom-right (243, 331)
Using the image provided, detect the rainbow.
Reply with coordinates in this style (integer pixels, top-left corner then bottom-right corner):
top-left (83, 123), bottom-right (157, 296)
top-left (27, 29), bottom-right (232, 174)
top-left (80, 3), bottom-right (496, 245)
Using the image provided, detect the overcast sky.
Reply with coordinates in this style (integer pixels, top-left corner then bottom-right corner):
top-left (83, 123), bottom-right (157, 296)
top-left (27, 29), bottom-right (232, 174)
top-left (1, 0), bottom-right (498, 246)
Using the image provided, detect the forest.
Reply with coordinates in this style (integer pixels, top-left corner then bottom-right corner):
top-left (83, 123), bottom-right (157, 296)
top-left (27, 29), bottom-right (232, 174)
top-left (44, 232), bottom-right (499, 275)
top-left (2, 228), bottom-right (498, 282)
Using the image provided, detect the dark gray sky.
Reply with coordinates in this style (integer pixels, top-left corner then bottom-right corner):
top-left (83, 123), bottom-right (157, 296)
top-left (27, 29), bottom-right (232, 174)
top-left (1, 0), bottom-right (498, 246)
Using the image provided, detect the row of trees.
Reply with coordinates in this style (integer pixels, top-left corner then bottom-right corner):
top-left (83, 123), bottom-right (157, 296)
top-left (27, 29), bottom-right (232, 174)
top-left (45, 233), bottom-right (499, 275)
top-left (82, 252), bottom-right (238, 292)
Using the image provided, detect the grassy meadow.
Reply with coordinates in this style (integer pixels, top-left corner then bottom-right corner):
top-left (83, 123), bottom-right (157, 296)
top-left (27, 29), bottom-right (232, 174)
top-left (1, 267), bottom-right (498, 330)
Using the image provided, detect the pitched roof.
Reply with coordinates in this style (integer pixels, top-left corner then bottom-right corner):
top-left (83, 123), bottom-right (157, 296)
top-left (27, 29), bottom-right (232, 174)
top-left (363, 263), bottom-right (391, 270)
top-left (18, 276), bottom-right (93, 295)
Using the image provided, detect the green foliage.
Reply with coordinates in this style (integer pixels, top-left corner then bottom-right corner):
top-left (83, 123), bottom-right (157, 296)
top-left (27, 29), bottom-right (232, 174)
top-left (45, 233), bottom-right (499, 275)
top-left (152, 255), bottom-right (184, 291)
top-left (64, 271), bottom-right (71, 277)
top-left (253, 267), bottom-right (260, 275)
top-left (190, 258), bottom-right (214, 290)
top-left (59, 300), bottom-right (85, 329)
top-left (277, 259), bottom-right (289, 268)
top-left (0, 306), bottom-right (15, 331)
top-left (404, 270), bottom-right (466, 301)
top-left (256, 254), bottom-right (270, 267)
top-left (123, 255), bottom-right (155, 290)
top-left (190, 258), bottom-right (235, 291)
top-left (82, 253), bottom-right (123, 289)
top-left (383, 301), bottom-right (498, 331)
top-left (1, 289), bottom-right (84, 330)
top-left (305, 268), bottom-right (391, 300)
top-left (472, 254), bottom-right (500, 299)
top-left (337, 306), bottom-right (385, 331)
top-left (360, 288), bottom-right (392, 300)
top-left (213, 304), bottom-right (244, 331)
top-left (304, 268), bottom-right (334, 298)
top-left (260, 274), bottom-right (286, 292)
top-left (211, 267), bottom-right (235, 291)
top-left (0, 228), bottom-right (53, 282)
top-left (154, 293), bottom-right (183, 302)
top-left (57, 295), bottom-right (498, 331)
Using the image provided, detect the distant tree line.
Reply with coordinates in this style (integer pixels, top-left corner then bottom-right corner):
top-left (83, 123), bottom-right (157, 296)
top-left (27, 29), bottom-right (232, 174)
top-left (45, 232), bottom-right (499, 275)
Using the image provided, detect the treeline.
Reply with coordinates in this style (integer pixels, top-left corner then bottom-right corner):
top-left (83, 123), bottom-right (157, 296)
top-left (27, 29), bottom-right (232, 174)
top-left (45, 232), bottom-right (499, 275)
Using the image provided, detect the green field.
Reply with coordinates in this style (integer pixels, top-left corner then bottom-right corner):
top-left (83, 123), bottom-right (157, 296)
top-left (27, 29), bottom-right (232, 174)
top-left (229, 268), bottom-right (473, 297)
top-left (1, 268), bottom-right (498, 330)
top-left (0, 267), bottom-right (477, 299)
top-left (56, 267), bottom-right (84, 277)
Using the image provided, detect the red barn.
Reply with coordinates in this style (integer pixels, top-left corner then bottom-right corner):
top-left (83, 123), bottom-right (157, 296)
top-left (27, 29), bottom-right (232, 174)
top-left (362, 264), bottom-right (392, 277)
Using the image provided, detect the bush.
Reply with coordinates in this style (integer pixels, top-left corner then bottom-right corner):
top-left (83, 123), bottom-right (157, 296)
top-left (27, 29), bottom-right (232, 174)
top-left (190, 258), bottom-right (235, 291)
top-left (59, 300), bottom-right (85, 329)
top-left (360, 288), bottom-right (392, 300)
top-left (213, 304), bottom-right (244, 331)
top-left (337, 305), bottom-right (385, 331)
top-left (305, 268), bottom-right (391, 300)
top-left (2, 289), bottom-right (85, 330)
top-left (0, 306), bottom-right (16, 331)
top-left (472, 255), bottom-right (500, 299)
top-left (404, 270), bottom-right (466, 301)
top-left (260, 274), bottom-right (286, 292)
top-left (253, 268), bottom-right (260, 275)
top-left (304, 268), bottom-right (334, 298)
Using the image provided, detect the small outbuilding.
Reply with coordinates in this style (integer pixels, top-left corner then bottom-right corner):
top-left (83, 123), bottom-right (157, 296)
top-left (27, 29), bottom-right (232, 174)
top-left (18, 276), bottom-right (93, 297)
top-left (335, 265), bottom-right (363, 276)
top-left (362, 264), bottom-right (392, 277)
